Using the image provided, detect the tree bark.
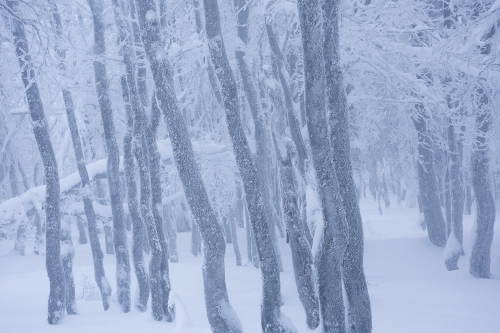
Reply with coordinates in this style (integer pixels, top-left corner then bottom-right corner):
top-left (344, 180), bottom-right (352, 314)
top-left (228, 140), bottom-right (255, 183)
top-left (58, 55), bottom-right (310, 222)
top-left (8, 0), bottom-right (65, 323)
top-left (412, 107), bottom-right (447, 247)
top-left (297, 0), bottom-right (349, 332)
top-left (146, 94), bottom-right (173, 321)
top-left (323, 1), bottom-right (372, 331)
top-left (203, 0), bottom-right (293, 331)
top-left (87, 0), bottom-right (131, 312)
top-left (61, 215), bottom-right (77, 315)
top-left (135, 1), bottom-right (242, 331)
top-left (470, 87), bottom-right (496, 279)
top-left (121, 76), bottom-right (149, 312)
top-left (234, 0), bottom-right (283, 272)
top-left (49, 0), bottom-right (111, 310)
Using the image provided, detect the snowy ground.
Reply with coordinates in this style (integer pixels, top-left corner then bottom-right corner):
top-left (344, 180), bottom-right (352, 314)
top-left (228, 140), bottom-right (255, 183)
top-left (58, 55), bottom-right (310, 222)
top-left (0, 198), bottom-right (499, 333)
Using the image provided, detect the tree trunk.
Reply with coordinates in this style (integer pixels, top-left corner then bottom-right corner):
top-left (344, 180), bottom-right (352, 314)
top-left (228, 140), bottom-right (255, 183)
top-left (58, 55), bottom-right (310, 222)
top-left (203, 0), bottom-right (293, 331)
top-left (297, 0), bottom-right (349, 332)
top-left (75, 215), bottom-right (88, 245)
top-left (49, 0), bottom-right (111, 309)
top-left (444, 120), bottom-right (464, 271)
top-left (412, 107), bottom-right (447, 247)
top-left (146, 94), bottom-right (173, 321)
top-left (272, 135), bottom-right (320, 329)
top-left (121, 76), bottom-right (149, 312)
top-left (229, 212), bottom-right (242, 266)
top-left (87, 0), bottom-right (131, 312)
top-left (470, 88), bottom-right (496, 279)
top-left (163, 207), bottom-right (179, 262)
top-left (135, 1), bottom-right (242, 331)
top-left (323, 1), bottom-right (372, 331)
top-left (61, 215), bottom-right (77, 315)
top-left (9, 0), bottom-right (65, 323)
top-left (233, 0), bottom-right (283, 272)
top-left (113, 0), bottom-right (167, 320)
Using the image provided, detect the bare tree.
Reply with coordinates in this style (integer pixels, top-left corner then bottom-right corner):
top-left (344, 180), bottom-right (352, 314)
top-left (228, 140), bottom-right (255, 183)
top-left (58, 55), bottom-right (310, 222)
top-left (49, 0), bottom-right (112, 310)
top-left (8, 0), bottom-right (65, 324)
top-left (297, 0), bottom-right (349, 331)
top-left (87, 0), bottom-right (131, 312)
top-left (134, 0), bottom-right (242, 331)
top-left (323, 1), bottom-right (372, 331)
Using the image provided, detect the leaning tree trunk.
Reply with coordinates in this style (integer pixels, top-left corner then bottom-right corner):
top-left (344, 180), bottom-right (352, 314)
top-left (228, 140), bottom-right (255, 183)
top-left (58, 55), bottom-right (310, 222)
top-left (87, 0), bottom-right (130, 312)
top-left (203, 0), bottom-right (294, 331)
top-left (323, 1), bottom-right (372, 331)
top-left (8, 0), bottom-right (65, 323)
top-left (470, 88), bottom-right (496, 279)
top-left (49, 0), bottom-right (111, 310)
top-left (271, 128), bottom-right (319, 329)
top-left (412, 106), bottom-right (447, 247)
top-left (233, 0), bottom-right (283, 271)
top-left (134, 1), bottom-right (242, 331)
top-left (297, 0), bottom-right (349, 332)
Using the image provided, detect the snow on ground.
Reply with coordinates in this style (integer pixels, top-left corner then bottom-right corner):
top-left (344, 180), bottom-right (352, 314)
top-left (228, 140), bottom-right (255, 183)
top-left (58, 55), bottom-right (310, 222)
top-left (0, 197), bottom-right (499, 332)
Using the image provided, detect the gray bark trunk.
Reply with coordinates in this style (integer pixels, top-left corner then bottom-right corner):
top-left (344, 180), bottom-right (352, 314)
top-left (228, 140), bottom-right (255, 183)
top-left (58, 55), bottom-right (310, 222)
top-left (61, 216), bottom-right (77, 315)
top-left (203, 0), bottom-right (292, 331)
top-left (323, 1), bottom-right (372, 331)
top-left (229, 211), bottom-right (242, 266)
top-left (135, 1), bottom-right (242, 331)
top-left (114, 0), bottom-right (167, 320)
top-left (297, 0), bottom-right (349, 332)
top-left (87, 0), bottom-right (131, 312)
top-left (444, 121), bottom-right (464, 271)
top-left (272, 134), bottom-right (320, 329)
top-left (233, 0), bottom-right (283, 272)
top-left (121, 76), bottom-right (149, 312)
top-left (412, 107), bottom-right (447, 247)
top-left (49, 0), bottom-right (111, 309)
top-left (9, 0), bottom-right (65, 323)
top-left (146, 94), bottom-right (173, 321)
top-left (163, 207), bottom-right (179, 262)
top-left (470, 88), bottom-right (496, 279)
top-left (76, 215), bottom-right (88, 245)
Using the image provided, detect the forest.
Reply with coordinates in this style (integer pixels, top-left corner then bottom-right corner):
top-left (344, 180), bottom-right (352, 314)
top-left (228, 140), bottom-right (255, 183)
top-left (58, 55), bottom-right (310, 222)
top-left (0, 0), bottom-right (498, 332)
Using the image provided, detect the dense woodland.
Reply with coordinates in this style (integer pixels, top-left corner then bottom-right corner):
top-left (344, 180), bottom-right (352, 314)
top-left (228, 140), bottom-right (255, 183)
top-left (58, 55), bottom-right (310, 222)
top-left (0, 0), bottom-right (498, 332)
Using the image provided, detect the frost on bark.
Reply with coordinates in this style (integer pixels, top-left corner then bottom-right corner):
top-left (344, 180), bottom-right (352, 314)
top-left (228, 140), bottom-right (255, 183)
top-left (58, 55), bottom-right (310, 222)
top-left (146, 94), bottom-right (173, 321)
top-left (135, 1), bottom-right (242, 331)
top-left (271, 127), bottom-right (319, 329)
top-left (323, 1), bottom-right (372, 331)
top-left (297, 0), bottom-right (349, 332)
top-left (121, 76), bottom-right (149, 312)
top-left (265, 1), bottom-right (308, 177)
top-left (49, 0), bottom-right (111, 310)
top-left (61, 216), bottom-right (77, 315)
top-left (412, 107), bottom-right (447, 247)
top-left (203, 0), bottom-right (294, 331)
top-left (87, 0), bottom-right (131, 312)
top-left (234, 0), bottom-right (283, 271)
top-left (163, 207), bottom-right (179, 262)
top-left (444, 120), bottom-right (464, 271)
top-left (442, 0), bottom-right (464, 271)
top-left (8, 0), bottom-right (65, 323)
top-left (470, 88), bottom-right (495, 279)
top-left (469, 2), bottom-right (496, 278)
top-left (114, 0), bottom-right (169, 320)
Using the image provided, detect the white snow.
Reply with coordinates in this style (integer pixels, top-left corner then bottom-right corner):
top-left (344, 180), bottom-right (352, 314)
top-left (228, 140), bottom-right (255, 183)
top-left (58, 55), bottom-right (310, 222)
top-left (0, 197), bottom-right (499, 332)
